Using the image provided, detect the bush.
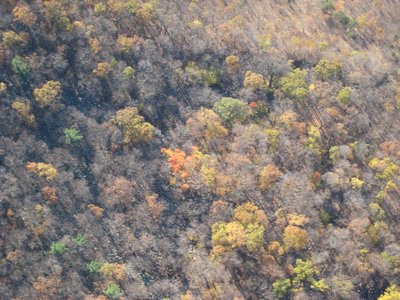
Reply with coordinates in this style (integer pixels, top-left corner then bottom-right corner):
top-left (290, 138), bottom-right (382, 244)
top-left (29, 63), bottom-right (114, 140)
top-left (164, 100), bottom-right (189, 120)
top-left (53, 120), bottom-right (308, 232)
top-left (213, 97), bottom-right (247, 125)
top-left (123, 66), bottom-right (135, 79)
top-left (283, 225), bottom-right (308, 251)
top-left (72, 234), bottom-right (86, 246)
top-left (26, 162), bottom-right (58, 181)
top-left (280, 68), bottom-right (308, 101)
top-left (378, 284), bottom-right (400, 300)
top-left (11, 56), bottom-right (30, 81)
top-left (2, 31), bottom-right (27, 49)
top-left (33, 80), bottom-right (63, 109)
top-left (87, 260), bottom-right (103, 273)
top-left (314, 59), bottom-right (342, 81)
top-left (50, 241), bottom-right (68, 255)
top-left (336, 87), bottom-right (351, 105)
top-left (273, 278), bottom-right (291, 298)
top-left (259, 164), bottom-right (283, 190)
top-left (12, 100), bottom-right (35, 125)
top-left (103, 283), bottom-right (124, 299)
top-left (112, 107), bottom-right (155, 144)
top-left (320, 0), bottom-right (334, 13)
top-left (244, 71), bottom-right (267, 91)
top-left (64, 128), bottom-right (83, 144)
top-left (333, 11), bottom-right (357, 29)
top-left (12, 4), bottom-right (36, 26)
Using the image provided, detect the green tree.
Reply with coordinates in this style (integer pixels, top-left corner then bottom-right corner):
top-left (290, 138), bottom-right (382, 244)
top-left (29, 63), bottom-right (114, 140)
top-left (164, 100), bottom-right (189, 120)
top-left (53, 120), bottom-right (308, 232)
top-left (72, 234), bottom-right (86, 246)
top-left (213, 97), bottom-right (247, 125)
top-left (336, 87), bottom-right (351, 105)
top-left (50, 241), bottom-right (68, 255)
top-left (12, 56), bottom-right (30, 81)
top-left (87, 260), bottom-right (103, 273)
top-left (273, 278), bottom-right (292, 298)
top-left (314, 59), bottom-right (342, 81)
top-left (280, 69), bottom-right (308, 101)
top-left (64, 128), bottom-right (83, 144)
top-left (104, 283), bottom-right (124, 299)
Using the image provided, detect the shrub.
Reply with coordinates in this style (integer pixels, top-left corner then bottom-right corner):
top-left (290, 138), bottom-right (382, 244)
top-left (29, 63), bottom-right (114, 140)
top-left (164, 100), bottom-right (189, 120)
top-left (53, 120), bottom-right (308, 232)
top-left (225, 55), bottom-right (239, 69)
top-left (12, 4), bottom-right (37, 26)
top-left (33, 80), bottom-right (63, 109)
top-left (280, 68), bottom-right (308, 101)
top-left (11, 56), bottom-right (30, 81)
top-left (2, 31), bottom-right (27, 49)
top-left (112, 107), bottom-right (155, 144)
top-left (93, 62), bottom-right (112, 77)
top-left (26, 162), bottom-right (58, 181)
top-left (333, 11), bottom-right (357, 29)
top-left (320, 0), bottom-right (334, 13)
top-left (211, 202), bottom-right (267, 256)
top-left (64, 128), bottom-right (83, 144)
top-left (12, 100), bottom-right (35, 125)
top-left (72, 234), bottom-right (86, 246)
top-left (378, 284), bottom-right (400, 300)
top-left (259, 164), bottom-right (283, 190)
top-left (336, 87), bottom-right (351, 105)
top-left (100, 263), bottom-right (126, 281)
top-left (123, 66), bottom-right (135, 79)
top-left (117, 34), bottom-right (141, 53)
top-left (103, 283), bottom-right (124, 299)
top-left (42, 186), bottom-right (58, 204)
top-left (314, 59), bottom-right (342, 81)
top-left (350, 177), bottom-right (364, 190)
top-left (213, 97), bottom-right (247, 125)
top-left (87, 260), bottom-right (103, 273)
top-left (283, 225), bottom-right (308, 251)
top-left (50, 241), bottom-right (68, 255)
top-left (0, 82), bottom-right (6, 94)
top-left (244, 71), bottom-right (267, 91)
top-left (201, 68), bottom-right (219, 85)
top-left (273, 278), bottom-right (291, 298)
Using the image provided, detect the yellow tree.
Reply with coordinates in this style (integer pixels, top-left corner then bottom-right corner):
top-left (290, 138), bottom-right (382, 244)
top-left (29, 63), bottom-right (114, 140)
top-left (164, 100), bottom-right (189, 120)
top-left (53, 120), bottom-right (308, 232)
top-left (112, 107), bottom-right (154, 144)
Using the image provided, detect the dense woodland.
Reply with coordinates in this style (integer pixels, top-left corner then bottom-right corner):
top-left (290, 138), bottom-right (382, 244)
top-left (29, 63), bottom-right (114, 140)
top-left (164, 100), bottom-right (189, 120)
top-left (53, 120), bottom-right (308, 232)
top-left (1, 0), bottom-right (400, 299)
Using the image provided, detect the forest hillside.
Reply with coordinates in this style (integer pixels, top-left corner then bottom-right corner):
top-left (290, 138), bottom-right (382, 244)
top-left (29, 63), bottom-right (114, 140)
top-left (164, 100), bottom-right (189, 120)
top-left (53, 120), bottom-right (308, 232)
top-left (1, 0), bottom-right (400, 299)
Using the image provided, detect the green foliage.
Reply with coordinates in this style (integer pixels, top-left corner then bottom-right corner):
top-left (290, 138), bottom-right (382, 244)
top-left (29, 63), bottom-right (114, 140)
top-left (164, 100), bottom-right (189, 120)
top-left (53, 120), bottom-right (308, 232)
top-left (311, 279), bottom-right (330, 292)
top-left (273, 259), bottom-right (328, 297)
top-left (337, 87), bottom-right (351, 106)
top-left (319, 209), bottom-right (331, 226)
top-left (293, 259), bottom-right (316, 284)
top-left (64, 128), bottom-right (83, 144)
top-left (314, 59), bottom-right (342, 81)
top-left (333, 11), bottom-right (357, 29)
top-left (329, 146), bottom-right (340, 164)
top-left (72, 234), bottom-right (86, 246)
top-left (12, 56), bottom-right (30, 81)
top-left (87, 260), bottom-right (103, 273)
top-left (320, 0), bottom-right (334, 13)
top-left (104, 283), bottom-right (124, 299)
top-left (201, 68), bottom-right (219, 85)
top-left (273, 278), bottom-right (291, 298)
top-left (367, 221), bottom-right (384, 245)
top-left (94, 3), bottom-right (107, 15)
top-left (123, 66), bottom-right (135, 79)
top-left (381, 252), bottom-right (399, 269)
top-left (368, 203), bottom-right (386, 221)
top-left (280, 68), bottom-right (308, 101)
top-left (213, 97), bottom-right (247, 125)
top-left (50, 241), bottom-right (68, 255)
